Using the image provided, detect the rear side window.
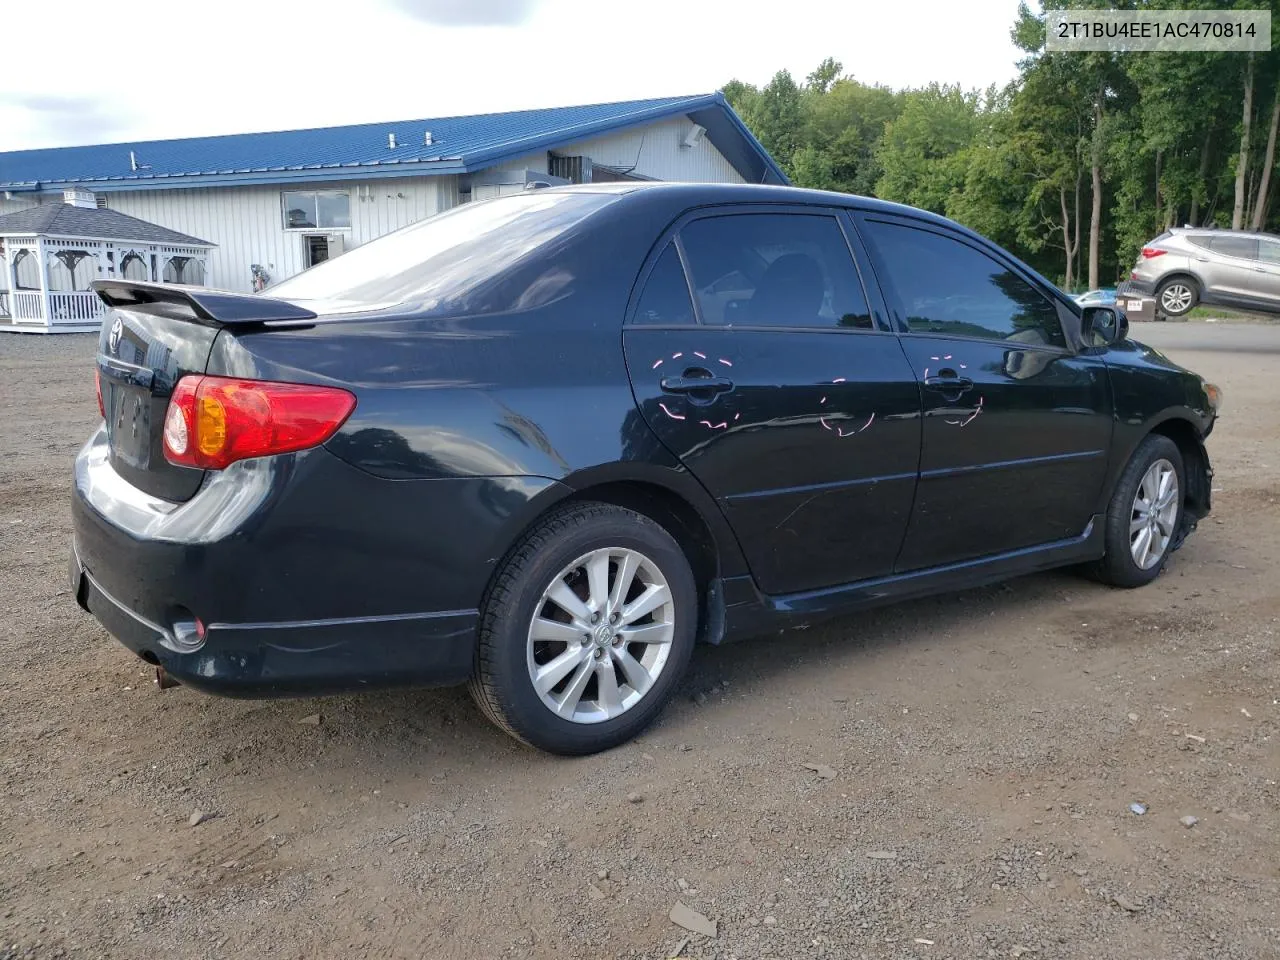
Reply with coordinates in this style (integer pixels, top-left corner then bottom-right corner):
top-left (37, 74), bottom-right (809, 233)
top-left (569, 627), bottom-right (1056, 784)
top-left (1208, 235), bottom-right (1260, 260)
top-left (631, 243), bottom-right (694, 325)
top-left (267, 191), bottom-right (618, 311)
top-left (862, 220), bottom-right (1066, 348)
top-left (1261, 239), bottom-right (1280, 264)
top-left (678, 214), bottom-right (873, 329)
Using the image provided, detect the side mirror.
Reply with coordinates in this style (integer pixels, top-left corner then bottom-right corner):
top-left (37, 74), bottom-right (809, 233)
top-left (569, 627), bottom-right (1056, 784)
top-left (1082, 305), bottom-right (1128, 347)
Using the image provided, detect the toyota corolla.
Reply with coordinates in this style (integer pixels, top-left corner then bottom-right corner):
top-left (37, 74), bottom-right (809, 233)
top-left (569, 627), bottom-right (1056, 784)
top-left (71, 183), bottom-right (1220, 755)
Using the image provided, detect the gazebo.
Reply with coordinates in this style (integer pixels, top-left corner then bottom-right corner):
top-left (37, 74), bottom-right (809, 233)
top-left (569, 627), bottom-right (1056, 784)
top-left (0, 189), bottom-right (214, 333)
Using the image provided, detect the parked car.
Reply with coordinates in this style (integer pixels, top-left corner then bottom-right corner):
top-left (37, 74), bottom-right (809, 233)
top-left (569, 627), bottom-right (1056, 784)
top-left (71, 184), bottom-right (1221, 755)
top-left (1072, 288), bottom-right (1117, 307)
top-left (1127, 227), bottom-right (1280, 317)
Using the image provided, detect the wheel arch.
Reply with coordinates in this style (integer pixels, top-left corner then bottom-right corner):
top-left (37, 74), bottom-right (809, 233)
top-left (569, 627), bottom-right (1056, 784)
top-left (479, 464), bottom-right (752, 647)
top-left (1148, 416), bottom-right (1212, 521)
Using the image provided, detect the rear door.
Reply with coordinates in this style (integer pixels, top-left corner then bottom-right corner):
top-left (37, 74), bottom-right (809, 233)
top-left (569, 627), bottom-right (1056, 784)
top-left (623, 206), bottom-right (921, 596)
top-left (1254, 237), bottom-right (1280, 306)
top-left (1204, 234), bottom-right (1262, 301)
top-left (854, 213), bottom-right (1112, 571)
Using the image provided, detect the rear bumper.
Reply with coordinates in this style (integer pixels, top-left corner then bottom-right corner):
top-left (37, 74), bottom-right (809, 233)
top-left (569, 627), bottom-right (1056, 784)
top-left (70, 427), bottom-right (561, 697)
top-left (70, 546), bottom-right (476, 696)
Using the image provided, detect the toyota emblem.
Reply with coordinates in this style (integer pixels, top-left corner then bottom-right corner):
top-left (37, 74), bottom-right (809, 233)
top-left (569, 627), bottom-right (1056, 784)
top-left (107, 317), bottom-right (123, 353)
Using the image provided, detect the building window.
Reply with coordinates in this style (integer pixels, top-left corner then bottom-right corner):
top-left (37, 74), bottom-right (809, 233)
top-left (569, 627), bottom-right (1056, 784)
top-left (282, 191), bottom-right (351, 230)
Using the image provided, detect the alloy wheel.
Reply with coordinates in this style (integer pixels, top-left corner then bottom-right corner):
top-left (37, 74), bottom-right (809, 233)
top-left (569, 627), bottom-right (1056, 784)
top-left (1160, 283), bottom-right (1193, 314)
top-left (525, 547), bottom-right (675, 724)
top-left (1130, 458), bottom-right (1179, 570)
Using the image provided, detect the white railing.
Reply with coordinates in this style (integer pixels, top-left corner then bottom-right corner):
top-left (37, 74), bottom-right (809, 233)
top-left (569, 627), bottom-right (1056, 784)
top-left (0, 291), bottom-right (8, 318)
top-left (10, 291), bottom-right (45, 323)
top-left (48, 291), bottom-right (105, 325)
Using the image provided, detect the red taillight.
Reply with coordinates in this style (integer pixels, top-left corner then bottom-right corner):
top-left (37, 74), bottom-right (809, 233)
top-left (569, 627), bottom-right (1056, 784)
top-left (1140, 247), bottom-right (1166, 259)
top-left (162, 375), bottom-right (356, 470)
top-left (1130, 271), bottom-right (1139, 280)
top-left (94, 369), bottom-right (104, 419)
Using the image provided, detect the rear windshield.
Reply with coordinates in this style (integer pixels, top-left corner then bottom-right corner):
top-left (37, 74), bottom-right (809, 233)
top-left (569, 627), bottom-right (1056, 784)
top-left (267, 191), bottom-right (618, 311)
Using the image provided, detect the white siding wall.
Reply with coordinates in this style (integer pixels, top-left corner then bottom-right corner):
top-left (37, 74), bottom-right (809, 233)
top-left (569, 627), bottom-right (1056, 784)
top-left (104, 176), bottom-right (451, 291)
top-left (0, 194), bottom-right (48, 215)
top-left (561, 117), bottom-right (747, 183)
top-left (499, 151), bottom-right (549, 174)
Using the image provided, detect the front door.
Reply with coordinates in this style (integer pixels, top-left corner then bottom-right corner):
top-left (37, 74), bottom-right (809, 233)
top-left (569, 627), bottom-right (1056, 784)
top-left (623, 209), bottom-right (921, 595)
top-left (855, 214), bottom-right (1112, 571)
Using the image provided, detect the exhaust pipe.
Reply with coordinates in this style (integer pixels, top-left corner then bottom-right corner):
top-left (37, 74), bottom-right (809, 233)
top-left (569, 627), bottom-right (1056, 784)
top-left (155, 666), bottom-right (181, 690)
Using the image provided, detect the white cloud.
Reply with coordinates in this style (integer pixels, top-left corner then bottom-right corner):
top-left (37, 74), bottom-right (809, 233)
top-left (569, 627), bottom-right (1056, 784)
top-left (0, 0), bottom-right (1025, 151)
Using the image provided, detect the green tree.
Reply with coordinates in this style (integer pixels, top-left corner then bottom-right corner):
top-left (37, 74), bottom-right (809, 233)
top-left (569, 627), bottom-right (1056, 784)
top-left (874, 84), bottom-right (983, 214)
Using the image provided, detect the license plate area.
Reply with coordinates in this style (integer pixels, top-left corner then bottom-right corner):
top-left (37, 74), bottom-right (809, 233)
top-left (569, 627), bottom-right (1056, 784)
top-left (104, 378), bottom-right (153, 470)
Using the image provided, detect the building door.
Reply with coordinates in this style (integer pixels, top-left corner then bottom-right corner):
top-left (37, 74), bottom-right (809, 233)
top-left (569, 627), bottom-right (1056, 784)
top-left (303, 234), bottom-right (344, 269)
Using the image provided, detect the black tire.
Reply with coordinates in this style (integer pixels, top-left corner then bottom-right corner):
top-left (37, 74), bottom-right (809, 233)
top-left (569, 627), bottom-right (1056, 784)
top-left (1089, 434), bottom-right (1185, 588)
top-left (468, 502), bottom-right (697, 755)
top-left (1155, 277), bottom-right (1199, 317)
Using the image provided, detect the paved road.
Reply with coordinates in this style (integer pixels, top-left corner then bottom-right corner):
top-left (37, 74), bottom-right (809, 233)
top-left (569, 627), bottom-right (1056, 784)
top-left (1130, 319), bottom-right (1280, 353)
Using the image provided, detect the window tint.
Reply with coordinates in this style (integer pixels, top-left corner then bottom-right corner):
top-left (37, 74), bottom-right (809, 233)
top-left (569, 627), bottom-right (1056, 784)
top-left (1187, 234), bottom-right (1213, 251)
top-left (863, 221), bottom-right (1066, 348)
top-left (1259, 239), bottom-right (1280, 264)
top-left (268, 191), bottom-right (618, 311)
top-left (632, 243), bottom-right (694, 325)
top-left (1208, 235), bottom-right (1259, 259)
top-left (678, 214), bottom-right (872, 329)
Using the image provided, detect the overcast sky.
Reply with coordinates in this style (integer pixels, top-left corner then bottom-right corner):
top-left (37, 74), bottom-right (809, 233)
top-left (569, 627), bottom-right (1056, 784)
top-left (1, 0), bottom-right (1026, 152)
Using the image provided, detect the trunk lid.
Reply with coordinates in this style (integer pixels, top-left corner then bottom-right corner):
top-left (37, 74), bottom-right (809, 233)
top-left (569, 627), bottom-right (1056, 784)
top-left (92, 280), bottom-right (317, 502)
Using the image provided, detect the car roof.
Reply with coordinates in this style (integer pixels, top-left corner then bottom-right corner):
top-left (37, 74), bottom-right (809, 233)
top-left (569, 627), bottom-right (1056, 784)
top-left (1166, 226), bottom-right (1280, 241)
top-left (539, 181), bottom-right (960, 228)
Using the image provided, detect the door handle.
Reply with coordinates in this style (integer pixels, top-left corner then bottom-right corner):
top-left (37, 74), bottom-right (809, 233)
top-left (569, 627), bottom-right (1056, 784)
top-left (923, 374), bottom-right (974, 390)
top-left (1195, 257), bottom-right (1210, 262)
top-left (660, 372), bottom-right (734, 396)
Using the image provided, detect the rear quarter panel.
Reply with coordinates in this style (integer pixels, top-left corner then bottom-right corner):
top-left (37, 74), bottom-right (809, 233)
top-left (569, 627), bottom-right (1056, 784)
top-left (205, 196), bottom-right (753, 599)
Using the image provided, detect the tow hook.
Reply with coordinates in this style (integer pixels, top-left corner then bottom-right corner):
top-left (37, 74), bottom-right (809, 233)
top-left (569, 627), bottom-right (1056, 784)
top-left (155, 666), bottom-right (181, 690)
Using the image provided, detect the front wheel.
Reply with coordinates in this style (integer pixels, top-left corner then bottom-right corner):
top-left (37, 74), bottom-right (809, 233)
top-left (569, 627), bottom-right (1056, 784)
top-left (1156, 278), bottom-right (1198, 317)
top-left (1090, 435), bottom-right (1185, 588)
top-left (468, 502), bottom-right (697, 755)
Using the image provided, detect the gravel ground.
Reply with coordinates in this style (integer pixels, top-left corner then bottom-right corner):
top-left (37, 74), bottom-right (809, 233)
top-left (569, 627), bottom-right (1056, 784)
top-left (1, 325), bottom-right (1277, 960)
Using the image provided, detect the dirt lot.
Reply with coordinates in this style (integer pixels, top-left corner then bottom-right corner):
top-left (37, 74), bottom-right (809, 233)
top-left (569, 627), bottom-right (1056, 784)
top-left (1, 325), bottom-right (1276, 960)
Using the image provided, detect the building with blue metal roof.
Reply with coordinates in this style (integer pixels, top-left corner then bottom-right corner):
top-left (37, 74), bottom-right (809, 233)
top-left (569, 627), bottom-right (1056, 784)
top-left (0, 94), bottom-right (784, 295)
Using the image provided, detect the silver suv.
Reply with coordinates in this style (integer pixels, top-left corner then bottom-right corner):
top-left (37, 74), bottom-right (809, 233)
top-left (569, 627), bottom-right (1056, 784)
top-left (1127, 228), bottom-right (1280, 317)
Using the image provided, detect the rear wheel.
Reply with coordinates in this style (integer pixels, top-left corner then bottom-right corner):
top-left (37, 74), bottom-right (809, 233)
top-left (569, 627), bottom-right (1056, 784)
top-left (1090, 435), bottom-right (1184, 588)
top-left (468, 502), bottom-right (697, 755)
top-left (1156, 277), bottom-right (1198, 317)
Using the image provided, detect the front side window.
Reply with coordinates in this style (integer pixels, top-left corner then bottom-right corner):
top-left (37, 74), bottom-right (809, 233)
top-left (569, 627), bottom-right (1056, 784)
top-left (632, 243), bottom-right (694, 325)
top-left (1258, 239), bottom-right (1280, 264)
top-left (678, 213), bottom-right (872, 329)
top-left (863, 220), bottom-right (1066, 348)
top-left (1209, 235), bottom-right (1259, 260)
top-left (282, 191), bottom-right (351, 230)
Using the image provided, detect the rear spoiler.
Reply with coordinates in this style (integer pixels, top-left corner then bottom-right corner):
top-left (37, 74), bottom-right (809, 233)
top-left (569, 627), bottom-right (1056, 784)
top-left (91, 279), bottom-right (317, 325)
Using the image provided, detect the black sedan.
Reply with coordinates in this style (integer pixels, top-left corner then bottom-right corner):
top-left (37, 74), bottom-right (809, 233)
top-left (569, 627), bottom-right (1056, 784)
top-left (72, 183), bottom-right (1221, 755)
